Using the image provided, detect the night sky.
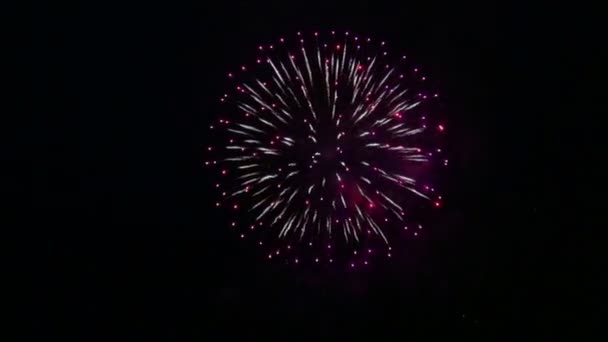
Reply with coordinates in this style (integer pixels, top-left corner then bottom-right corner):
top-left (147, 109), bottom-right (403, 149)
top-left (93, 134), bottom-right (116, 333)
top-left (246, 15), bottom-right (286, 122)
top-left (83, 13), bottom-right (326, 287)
top-left (26, 1), bottom-right (596, 339)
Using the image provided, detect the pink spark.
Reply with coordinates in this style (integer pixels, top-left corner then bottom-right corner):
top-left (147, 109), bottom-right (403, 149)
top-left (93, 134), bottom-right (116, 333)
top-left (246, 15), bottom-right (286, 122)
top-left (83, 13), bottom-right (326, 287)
top-left (438, 124), bottom-right (445, 132)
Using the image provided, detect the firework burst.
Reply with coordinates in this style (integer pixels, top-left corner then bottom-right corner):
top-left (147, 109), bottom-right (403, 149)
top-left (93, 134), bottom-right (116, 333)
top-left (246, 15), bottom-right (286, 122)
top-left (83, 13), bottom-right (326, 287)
top-left (206, 30), bottom-right (446, 267)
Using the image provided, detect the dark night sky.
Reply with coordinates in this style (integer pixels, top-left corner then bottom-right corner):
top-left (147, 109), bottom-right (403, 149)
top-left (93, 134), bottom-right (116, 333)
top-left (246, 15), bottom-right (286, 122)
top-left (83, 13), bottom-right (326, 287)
top-left (25, 0), bottom-right (598, 340)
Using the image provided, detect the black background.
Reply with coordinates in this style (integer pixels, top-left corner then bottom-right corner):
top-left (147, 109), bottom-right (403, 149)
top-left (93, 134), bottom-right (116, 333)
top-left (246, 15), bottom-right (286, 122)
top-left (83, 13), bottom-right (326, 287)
top-left (26, 0), bottom-right (598, 340)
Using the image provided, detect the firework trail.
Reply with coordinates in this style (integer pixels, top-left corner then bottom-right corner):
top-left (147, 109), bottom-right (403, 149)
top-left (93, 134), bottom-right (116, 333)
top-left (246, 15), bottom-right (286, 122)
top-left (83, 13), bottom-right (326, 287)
top-left (206, 31), bottom-right (446, 267)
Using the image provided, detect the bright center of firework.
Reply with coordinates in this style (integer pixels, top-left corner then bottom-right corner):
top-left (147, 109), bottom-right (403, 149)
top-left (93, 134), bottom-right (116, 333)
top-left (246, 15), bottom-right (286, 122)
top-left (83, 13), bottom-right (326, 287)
top-left (210, 30), bottom-right (446, 265)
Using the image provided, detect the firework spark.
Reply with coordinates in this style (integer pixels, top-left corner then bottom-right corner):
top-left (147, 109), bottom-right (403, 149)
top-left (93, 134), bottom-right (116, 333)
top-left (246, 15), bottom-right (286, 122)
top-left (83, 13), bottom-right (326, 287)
top-left (207, 31), bottom-right (446, 266)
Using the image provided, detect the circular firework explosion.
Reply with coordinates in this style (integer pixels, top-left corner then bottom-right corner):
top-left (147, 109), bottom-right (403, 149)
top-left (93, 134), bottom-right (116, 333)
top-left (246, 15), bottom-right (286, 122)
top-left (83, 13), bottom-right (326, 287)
top-left (206, 30), bottom-right (446, 268)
